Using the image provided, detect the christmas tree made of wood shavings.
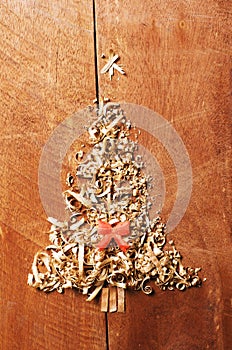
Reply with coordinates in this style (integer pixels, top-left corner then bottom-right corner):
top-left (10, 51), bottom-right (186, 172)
top-left (28, 103), bottom-right (202, 313)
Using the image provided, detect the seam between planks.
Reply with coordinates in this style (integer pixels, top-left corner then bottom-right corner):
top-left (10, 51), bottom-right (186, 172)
top-left (92, 0), bottom-right (100, 103)
top-left (92, 1), bottom-right (109, 349)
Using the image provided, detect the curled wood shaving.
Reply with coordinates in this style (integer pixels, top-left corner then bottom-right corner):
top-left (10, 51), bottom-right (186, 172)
top-left (28, 103), bottom-right (203, 306)
top-left (64, 190), bottom-right (92, 208)
top-left (28, 216), bottom-right (202, 299)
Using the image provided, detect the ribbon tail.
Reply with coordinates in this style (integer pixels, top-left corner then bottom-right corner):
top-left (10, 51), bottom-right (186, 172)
top-left (114, 235), bottom-right (130, 252)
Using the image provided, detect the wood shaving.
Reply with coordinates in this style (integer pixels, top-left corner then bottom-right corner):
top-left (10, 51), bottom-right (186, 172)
top-left (117, 287), bottom-right (125, 313)
top-left (100, 51), bottom-right (125, 80)
top-left (28, 103), bottom-right (203, 311)
top-left (28, 217), bottom-right (202, 298)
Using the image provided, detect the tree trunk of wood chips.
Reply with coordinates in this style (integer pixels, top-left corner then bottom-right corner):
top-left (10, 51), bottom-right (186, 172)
top-left (0, 1), bottom-right (231, 349)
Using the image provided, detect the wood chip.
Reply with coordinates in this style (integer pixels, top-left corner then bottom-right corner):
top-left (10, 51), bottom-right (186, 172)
top-left (109, 287), bottom-right (117, 313)
top-left (100, 51), bottom-right (125, 80)
top-left (86, 283), bottom-right (104, 302)
top-left (100, 54), bottom-right (119, 74)
top-left (101, 288), bottom-right (109, 312)
top-left (117, 287), bottom-right (125, 313)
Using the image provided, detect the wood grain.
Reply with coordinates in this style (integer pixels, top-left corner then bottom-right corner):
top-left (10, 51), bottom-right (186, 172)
top-left (95, 1), bottom-right (231, 349)
top-left (0, 0), bottom-right (231, 349)
top-left (0, 1), bottom-right (106, 349)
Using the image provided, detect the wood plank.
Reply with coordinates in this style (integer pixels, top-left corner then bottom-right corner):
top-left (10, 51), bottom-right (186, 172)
top-left (117, 288), bottom-right (125, 313)
top-left (0, 1), bottom-right (106, 349)
top-left (109, 287), bottom-right (117, 313)
top-left (95, 0), bottom-right (231, 349)
top-left (101, 288), bottom-right (109, 312)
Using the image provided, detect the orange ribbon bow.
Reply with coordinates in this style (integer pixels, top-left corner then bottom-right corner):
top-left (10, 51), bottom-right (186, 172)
top-left (97, 220), bottom-right (130, 252)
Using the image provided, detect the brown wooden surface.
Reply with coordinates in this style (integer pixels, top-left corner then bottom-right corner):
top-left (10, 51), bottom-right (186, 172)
top-left (96, 1), bottom-right (231, 349)
top-left (0, 1), bottom-right (231, 350)
top-left (0, 1), bottom-right (106, 350)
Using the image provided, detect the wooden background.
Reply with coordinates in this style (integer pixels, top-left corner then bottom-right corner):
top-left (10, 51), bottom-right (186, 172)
top-left (0, 1), bottom-right (231, 349)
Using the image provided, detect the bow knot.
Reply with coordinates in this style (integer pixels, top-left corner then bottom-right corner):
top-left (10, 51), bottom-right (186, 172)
top-left (96, 220), bottom-right (130, 252)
